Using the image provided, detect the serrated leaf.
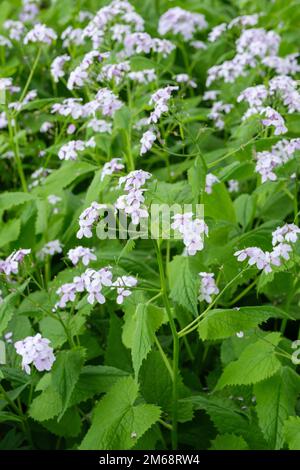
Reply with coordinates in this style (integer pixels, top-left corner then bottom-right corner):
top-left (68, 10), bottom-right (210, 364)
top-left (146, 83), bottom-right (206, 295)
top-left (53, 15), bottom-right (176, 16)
top-left (169, 256), bottom-right (198, 315)
top-left (198, 306), bottom-right (288, 341)
top-left (254, 367), bottom-right (300, 449)
top-left (210, 433), bottom-right (249, 450)
top-left (51, 348), bottom-right (85, 419)
top-left (216, 333), bottom-right (282, 389)
top-left (123, 303), bottom-right (164, 377)
top-left (69, 365), bottom-right (129, 406)
top-left (29, 386), bottom-right (62, 422)
top-left (79, 376), bottom-right (161, 450)
top-left (0, 192), bottom-right (35, 213)
top-left (42, 407), bottom-right (82, 438)
top-left (283, 416), bottom-right (300, 450)
top-left (0, 281), bottom-right (29, 336)
top-left (0, 219), bottom-right (21, 247)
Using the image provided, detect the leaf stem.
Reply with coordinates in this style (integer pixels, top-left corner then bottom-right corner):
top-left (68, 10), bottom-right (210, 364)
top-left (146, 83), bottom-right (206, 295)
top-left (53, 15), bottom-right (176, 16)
top-left (154, 241), bottom-right (179, 450)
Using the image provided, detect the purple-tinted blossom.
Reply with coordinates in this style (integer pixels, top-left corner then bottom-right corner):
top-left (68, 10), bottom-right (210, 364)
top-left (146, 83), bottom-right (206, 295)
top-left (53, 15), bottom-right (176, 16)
top-left (0, 249), bottom-right (31, 277)
top-left (38, 240), bottom-right (63, 259)
top-left (77, 202), bottom-right (107, 239)
top-left (199, 272), bottom-right (219, 303)
top-left (50, 54), bottom-right (70, 83)
top-left (24, 23), bottom-right (57, 45)
top-left (101, 158), bottom-right (124, 180)
top-left (113, 275), bottom-right (137, 304)
top-left (67, 246), bottom-right (96, 266)
top-left (15, 333), bottom-right (55, 375)
top-left (158, 7), bottom-right (207, 41)
top-left (205, 173), bottom-right (220, 194)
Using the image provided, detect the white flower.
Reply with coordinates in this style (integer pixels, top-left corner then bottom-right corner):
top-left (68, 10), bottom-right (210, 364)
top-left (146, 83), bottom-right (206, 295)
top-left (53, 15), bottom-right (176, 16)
top-left (87, 118), bottom-right (112, 133)
top-left (140, 130), bottom-right (156, 155)
top-left (261, 107), bottom-right (287, 135)
top-left (113, 275), bottom-right (137, 304)
top-left (38, 240), bottom-right (63, 259)
top-left (50, 54), bottom-right (70, 83)
top-left (24, 23), bottom-right (57, 45)
top-left (199, 272), bottom-right (219, 303)
top-left (272, 224), bottom-right (300, 246)
top-left (228, 180), bottom-right (239, 192)
top-left (158, 7), bottom-right (207, 41)
top-left (0, 249), bottom-right (31, 277)
top-left (40, 121), bottom-right (53, 133)
top-left (174, 74), bottom-right (197, 88)
top-left (171, 214), bottom-right (208, 256)
top-left (205, 173), bottom-right (220, 194)
top-left (67, 246), bottom-right (97, 266)
top-left (101, 158), bottom-right (124, 180)
top-left (77, 202), bottom-right (106, 239)
top-left (15, 333), bottom-right (55, 375)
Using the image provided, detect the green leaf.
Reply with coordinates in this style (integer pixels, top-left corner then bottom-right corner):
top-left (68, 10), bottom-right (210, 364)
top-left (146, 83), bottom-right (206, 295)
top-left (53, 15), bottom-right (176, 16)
top-left (169, 256), bottom-right (199, 315)
top-left (283, 416), bottom-right (300, 450)
top-left (203, 182), bottom-right (236, 223)
top-left (69, 365), bottom-right (129, 407)
top-left (216, 333), bottom-right (282, 389)
top-left (124, 303), bottom-right (164, 377)
top-left (0, 281), bottom-right (29, 336)
top-left (187, 156), bottom-right (206, 203)
top-left (42, 407), bottom-right (82, 438)
top-left (0, 192), bottom-right (35, 213)
top-left (254, 367), bottom-right (300, 449)
top-left (29, 386), bottom-right (62, 422)
top-left (51, 348), bottom-right (85, 419)
top-left (198, 306), bottom-right (288, 341)
top-left (210, 433), bottom-right (249, 450)
top-left (234, 194), bottom-right (255, 229)
top-left (39, 316), bottom-right (67, 348)
top-left (37, 161), bottom-right (96, 194)
top-left (105, 313), bottom-right (132, 372)
top-left (79, 376), bottom-right (161, 450)
top-left (0, 219), bottom-right (21, 247)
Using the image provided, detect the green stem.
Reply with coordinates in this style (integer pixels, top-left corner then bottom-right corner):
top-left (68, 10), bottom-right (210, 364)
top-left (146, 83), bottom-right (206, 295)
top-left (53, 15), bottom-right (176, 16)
top-left (6, 108), bottom-right (28, 192)
top-left (178, 268), bottom-right (250, 338)
top-left (16, 48), bottom-right (41, 110)
top-left (155, 241), bottom-right (179, 450)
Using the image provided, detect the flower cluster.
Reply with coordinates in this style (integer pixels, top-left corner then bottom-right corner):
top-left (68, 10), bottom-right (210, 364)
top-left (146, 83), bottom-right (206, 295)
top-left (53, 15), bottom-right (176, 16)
top-left (158, 7), bottom-right (207, 41)
top-left (207, 28), bottom-right (280, 86)
top-left (56, 266), bottom-right (137, 308)
top-left (205, 173), bottom-right (220, 194)
top-left (198, 272), bottom-right (219, 303)
top-left (115, 170), bottom-right (152, 225)
top-left (58, 137), bottom-right (95, 161)
top-left (171, 213), bottom-right (208, 256)
top-left (128, 69), bottom-right (157, 84)
top-left (15, 333), bottom-right (55, 375)
top-left (38, 240), bottom-right (63, 259)
top-left (77, 202), bottom-right (107, 239)
top-left (113, 275), bottom-right (138, 304)
top-left (0, 249), bottom-right (31, 277)
top-left (50, 54), bottom-right (70, 83)
top-left (67, 51), bottom-right (108, 90)
top-left (101, 158), bottom-right (124, 180)
top-left (255, 138), bottom-right (300, 182)
top-left (208, 101), bottom-right (233, 129)
top-left (67, 246), bottom-right (96, 266)
top-left (97, 61), bottom-right (130, 85)
top-left (208, 14), bottom-right (260, 43)
top-left (24, 23), bottom-right (57, 45)
top-left (235, 223), bottom-right (300, 273)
